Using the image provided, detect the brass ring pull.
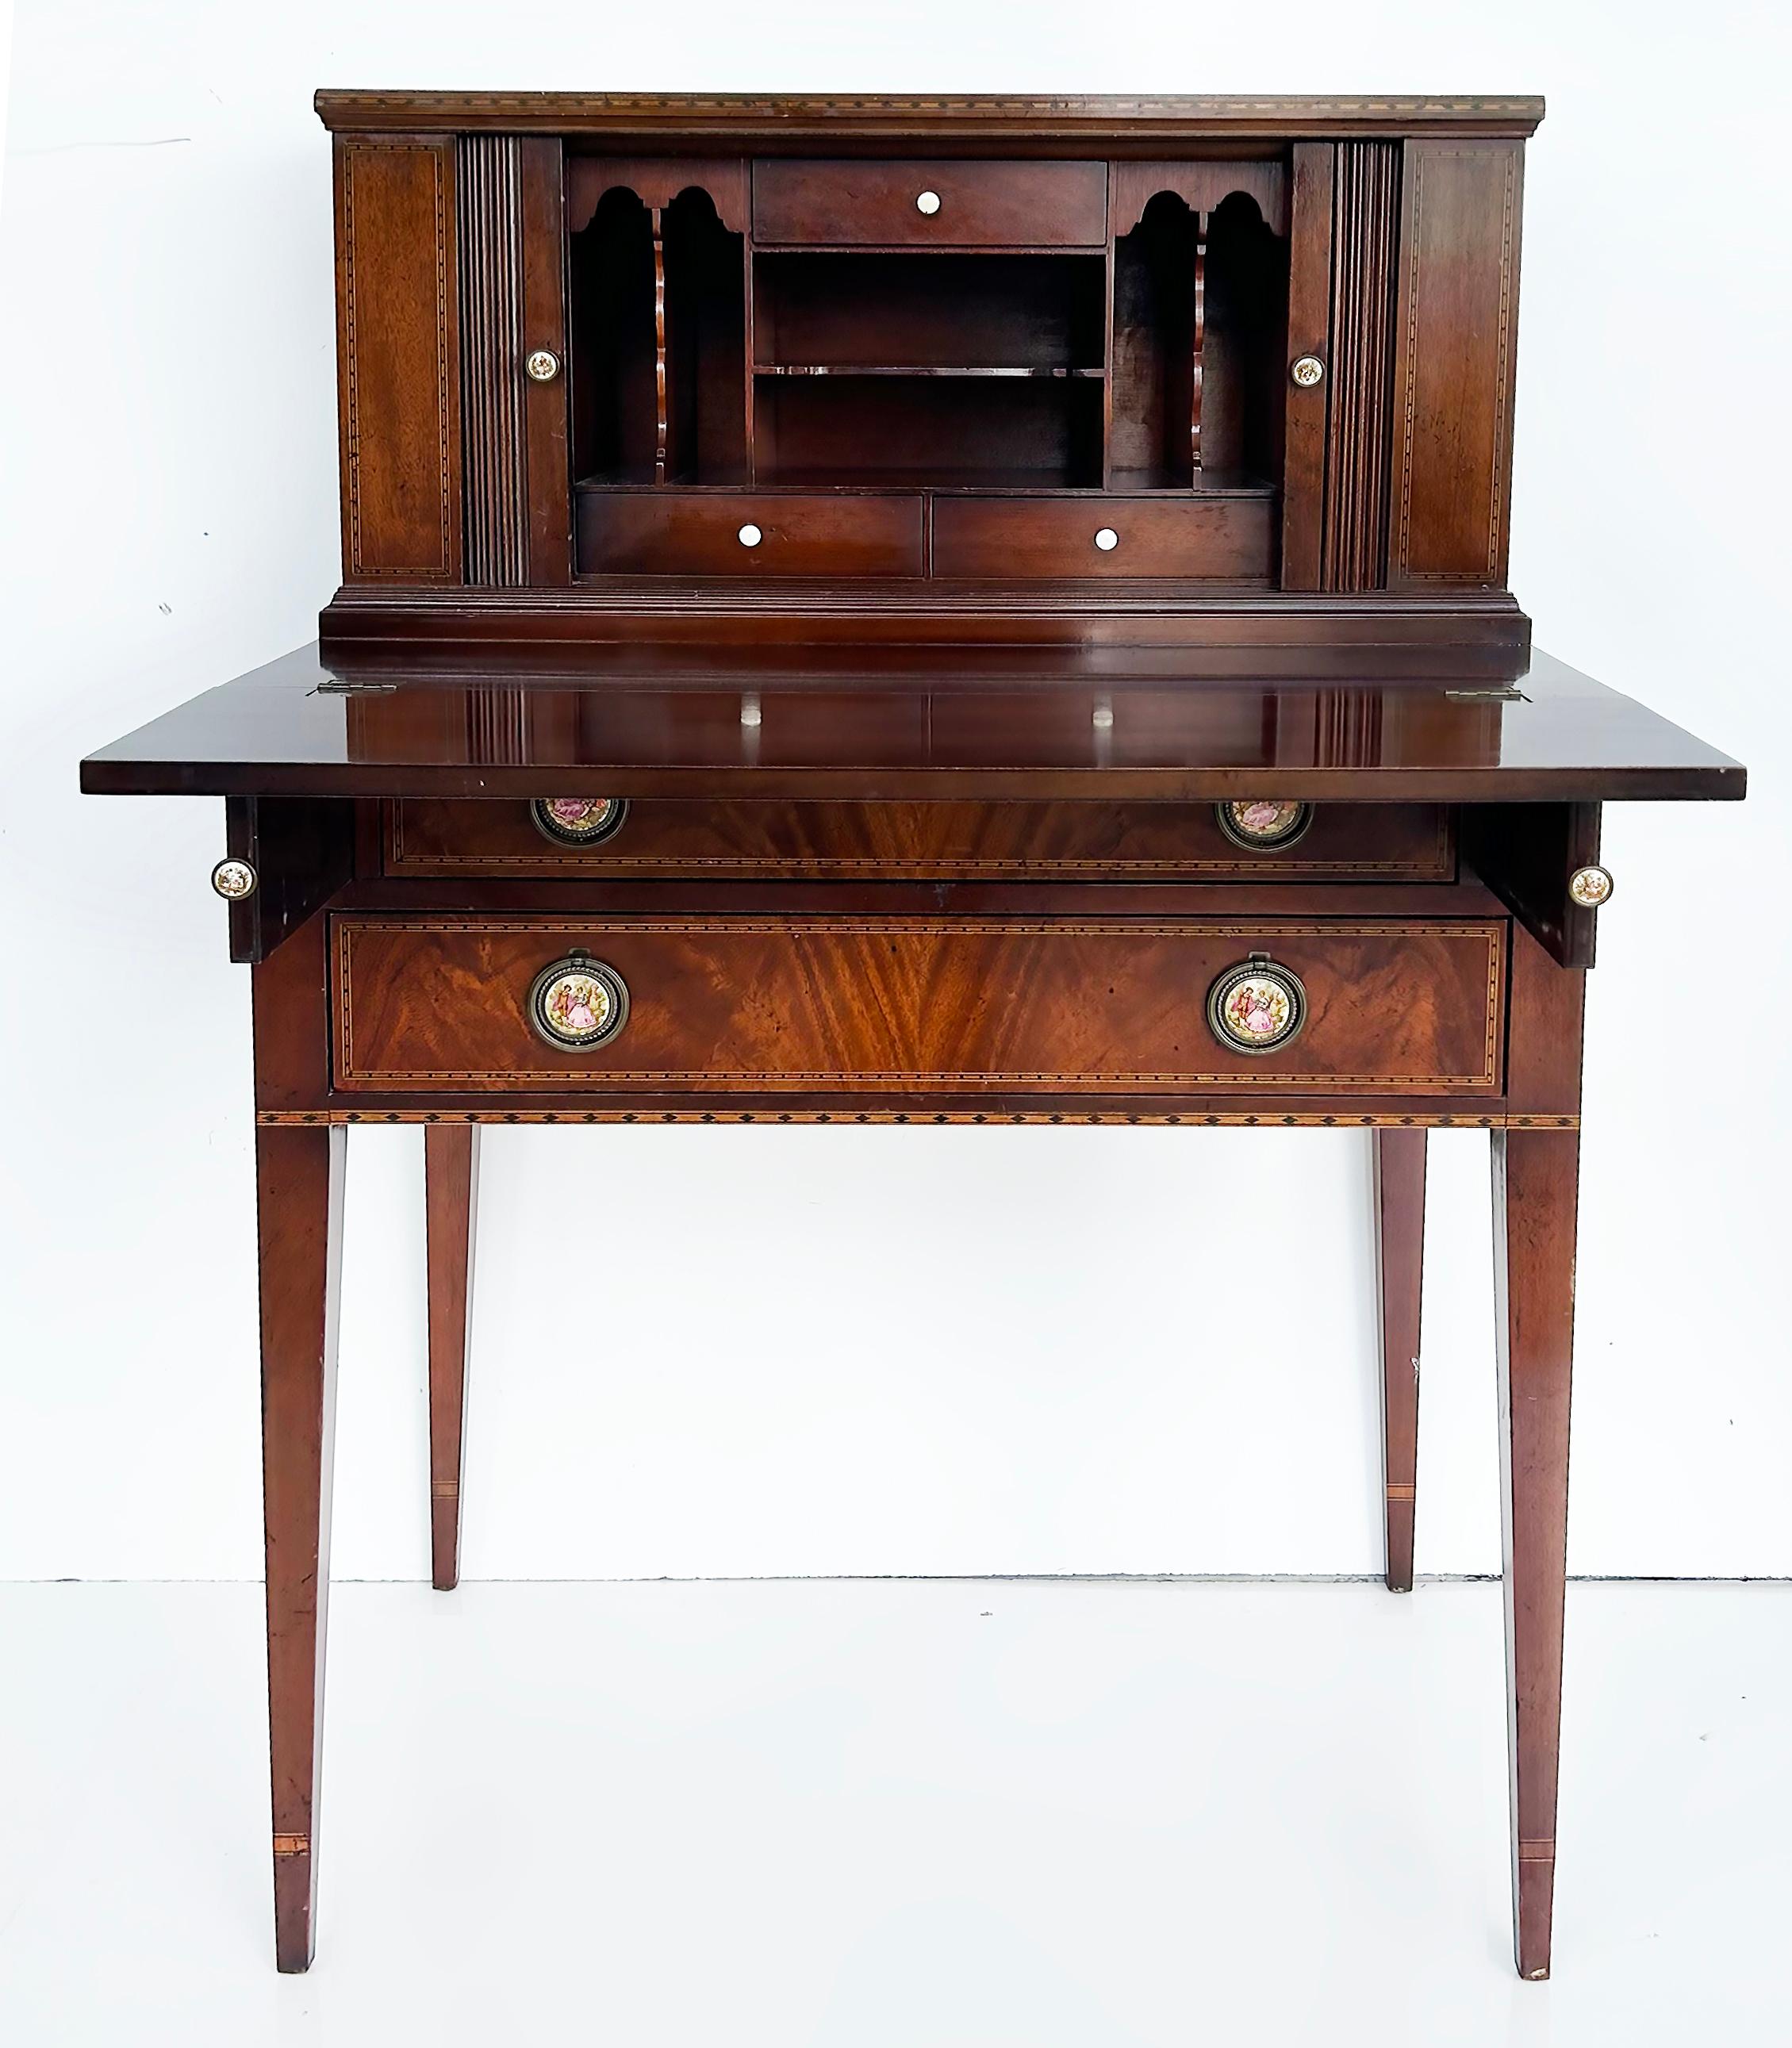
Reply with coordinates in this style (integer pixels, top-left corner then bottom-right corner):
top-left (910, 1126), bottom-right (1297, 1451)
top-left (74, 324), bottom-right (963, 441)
top-left (1214, 800), bottom-right (1314, 851)
top-left (531, 797), bottom-right (628, 847)
top-left (1207, 953), bottom-right (1308, 1055)
top-left (528, 952), bottom-right (630, 1051)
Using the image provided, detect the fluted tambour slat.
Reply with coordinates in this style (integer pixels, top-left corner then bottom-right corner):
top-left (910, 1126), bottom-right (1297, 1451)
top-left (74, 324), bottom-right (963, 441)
top-left (457, 137), bottom-right (529, 586)
top-left (1323, 141), bottom-right (1401, 591)
top-left (1318, 686), bottom-right (1385, 767)
top-left (465, 686), bottom-right (531, 765)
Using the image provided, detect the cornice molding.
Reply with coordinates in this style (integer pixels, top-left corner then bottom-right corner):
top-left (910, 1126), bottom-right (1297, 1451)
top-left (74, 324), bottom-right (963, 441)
top-left (314, 90), bottom-right (1546, 142)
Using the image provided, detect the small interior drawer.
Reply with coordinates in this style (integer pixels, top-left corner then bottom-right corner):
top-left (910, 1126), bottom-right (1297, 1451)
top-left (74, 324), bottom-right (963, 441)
top-left (930, 492), bottom-right (1278, 580)
top-left (331, 914), bottom-right (1506, 1098)
top-left (751, 159), bottom-right (1108, 247)
top-left (386, 800), bottom-right (1456, 882)
top-left (577, 489), bottom-right (924, 577)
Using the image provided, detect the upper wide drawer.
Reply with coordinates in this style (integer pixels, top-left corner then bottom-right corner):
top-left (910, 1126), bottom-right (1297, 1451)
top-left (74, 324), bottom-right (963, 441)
top-left (932, 493), bottom-right (1278, 580)
top-left (578, 490), bottom-right (924, 577)
top-left (752, 159), bottom-right (1109, 247)
top-left (386, 800), bottom-right (1456, 881)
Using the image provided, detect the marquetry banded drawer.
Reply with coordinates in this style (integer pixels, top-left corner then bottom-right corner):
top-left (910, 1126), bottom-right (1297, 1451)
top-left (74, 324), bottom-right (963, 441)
top-left (330, 915), bottom-right (1505, 1097)
top-left (575, 489), bottom-right (924, 577)
top-left (930, 493), bottom-right (1277, 580)
top-left (384, 800), bottom-right (1456, 880)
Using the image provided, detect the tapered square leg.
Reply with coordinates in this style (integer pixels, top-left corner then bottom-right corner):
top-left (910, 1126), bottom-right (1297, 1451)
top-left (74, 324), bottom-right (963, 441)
top-left (257, 1121), bottom-right (345, 1974)
top-left (425, 1124), bottom-right (480, 1591)
top-left (1372, 1127), bottom-right (1426, 1592)
top-left (1492, 1126), bottom-right (1579, 1981)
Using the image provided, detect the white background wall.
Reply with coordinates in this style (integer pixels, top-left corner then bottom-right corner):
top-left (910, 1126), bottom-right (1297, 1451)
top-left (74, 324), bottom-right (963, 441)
top-left (1, 0), bottom-right (1786, 1586)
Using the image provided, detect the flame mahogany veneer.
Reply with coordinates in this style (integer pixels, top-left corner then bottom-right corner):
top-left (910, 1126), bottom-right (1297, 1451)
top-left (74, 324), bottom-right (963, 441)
top-left (331, 915), bottom-right (1506, 1095)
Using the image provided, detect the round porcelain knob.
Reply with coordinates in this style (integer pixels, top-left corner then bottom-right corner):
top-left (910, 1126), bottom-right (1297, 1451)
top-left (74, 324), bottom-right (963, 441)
top-left (1207, 953), bottom-right (1308, 1055)
top-left (528, 952), bottom-right (630, 1051)
top-left (524, 348), bottom-right (561, 383)
top-left (531, 796), bottom-right (628, 848)
top-left (1094, 527), bottom-right (1119, 552)
top-left (915, 190), bottom-right (942, 216)
top-left (1214, 799), bottom-right (1314, 851)
top-left (1291, 355), bottom-right (1326, 388)
top-left (211, 857), bottom-right (257, 901)
top-left (1568, 864), bottom-right (1614, 908)
top-left (738, 523), bottom-right (763, 547)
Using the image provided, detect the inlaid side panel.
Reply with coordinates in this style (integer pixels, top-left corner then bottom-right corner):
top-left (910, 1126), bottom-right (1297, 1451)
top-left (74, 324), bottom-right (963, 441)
top-left (1390, 142), bottom-right (1523, 585)
top-left (1324, 141), bottom-right (1402, 591)
top-left (332, 915), bottom-right (1506, 1095)
top-left (334, 136), bottom-right (461, 581)
top-left (457, 136), bottom-right (528, 586)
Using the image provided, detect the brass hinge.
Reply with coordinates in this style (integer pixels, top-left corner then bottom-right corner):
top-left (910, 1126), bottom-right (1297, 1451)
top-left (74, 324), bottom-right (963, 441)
top-left (314, 674), bottom-right (398, 696)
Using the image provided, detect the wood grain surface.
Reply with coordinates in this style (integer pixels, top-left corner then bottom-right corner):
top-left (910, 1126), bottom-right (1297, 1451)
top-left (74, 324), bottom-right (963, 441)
top-left (578, 490), bottom-right (926, 577)
top-left (384, 797), bottom-right (1456, 880)
top-left (752, 159), bottom-right (1108, 246)
top-left (334, 138), bottom-right (460, 581)
top-left (1373, 1126), bottom-right (1427, 1591)
top-left (330, 914), bottom-right (1506, 1095)
top-left (931, 493), bottom-right (1276, 580)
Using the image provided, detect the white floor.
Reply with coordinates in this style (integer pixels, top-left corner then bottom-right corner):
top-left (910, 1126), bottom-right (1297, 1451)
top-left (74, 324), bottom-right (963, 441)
top-left (2, 1580), bottom-right (1788, 2045)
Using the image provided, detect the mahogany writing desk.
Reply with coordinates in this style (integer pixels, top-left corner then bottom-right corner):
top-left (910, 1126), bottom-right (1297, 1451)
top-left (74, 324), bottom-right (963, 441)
top-left (78, 89), bottom-right (1748, 1983)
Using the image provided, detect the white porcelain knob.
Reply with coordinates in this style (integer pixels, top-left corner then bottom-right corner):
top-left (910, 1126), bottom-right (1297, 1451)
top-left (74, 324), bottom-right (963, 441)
top-left (524, 348), bottom-right (561, 383)
top-left (1094, 527), bottom-right (1119, 552)
top-left (915, 190), bottom-right (942, 216)
top-left (738, 524), bottom-right (763, 547)
top-left (211, 857), bottom-right (257, 901)
top-left (1568, 865), bottom-right (1614, 908)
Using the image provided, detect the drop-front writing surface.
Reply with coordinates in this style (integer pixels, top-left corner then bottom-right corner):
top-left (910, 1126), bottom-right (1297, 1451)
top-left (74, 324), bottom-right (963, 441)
top-left (78, 647), bottom-right (1742, 802)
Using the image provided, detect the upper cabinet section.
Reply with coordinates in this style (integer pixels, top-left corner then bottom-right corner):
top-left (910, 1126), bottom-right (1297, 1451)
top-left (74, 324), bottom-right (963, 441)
top-left (318, 95), bottom-right (1541, 670)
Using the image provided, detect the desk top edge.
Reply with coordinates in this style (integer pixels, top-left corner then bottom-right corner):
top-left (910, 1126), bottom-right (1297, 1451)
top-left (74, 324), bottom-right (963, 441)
top-left (311, 90), bottom-right (1548, 140)
top-left (78, 642), bottom-right (1748, 804)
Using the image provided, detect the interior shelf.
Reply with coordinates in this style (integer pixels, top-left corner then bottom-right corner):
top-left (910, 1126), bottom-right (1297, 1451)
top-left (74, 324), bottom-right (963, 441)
top-left (574, 468), bottom-right (1278, 497)
top-left (747, 466), bottom-right (1106, 492)
top-left (754, 364), bottom-right (1105, 379)
top-left (1106, 467), bottom-right (1277, 496)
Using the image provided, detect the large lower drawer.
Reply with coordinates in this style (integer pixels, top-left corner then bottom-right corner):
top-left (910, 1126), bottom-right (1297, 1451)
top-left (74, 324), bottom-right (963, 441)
top-left (386, 800), bottom-right (1456, 880)
top-left (931, 492), bottom-right (1277, 579)
top-left (332, 915), bottom-right (1505, 1096)
top-left (577, 490), bottom-right (924, 577)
